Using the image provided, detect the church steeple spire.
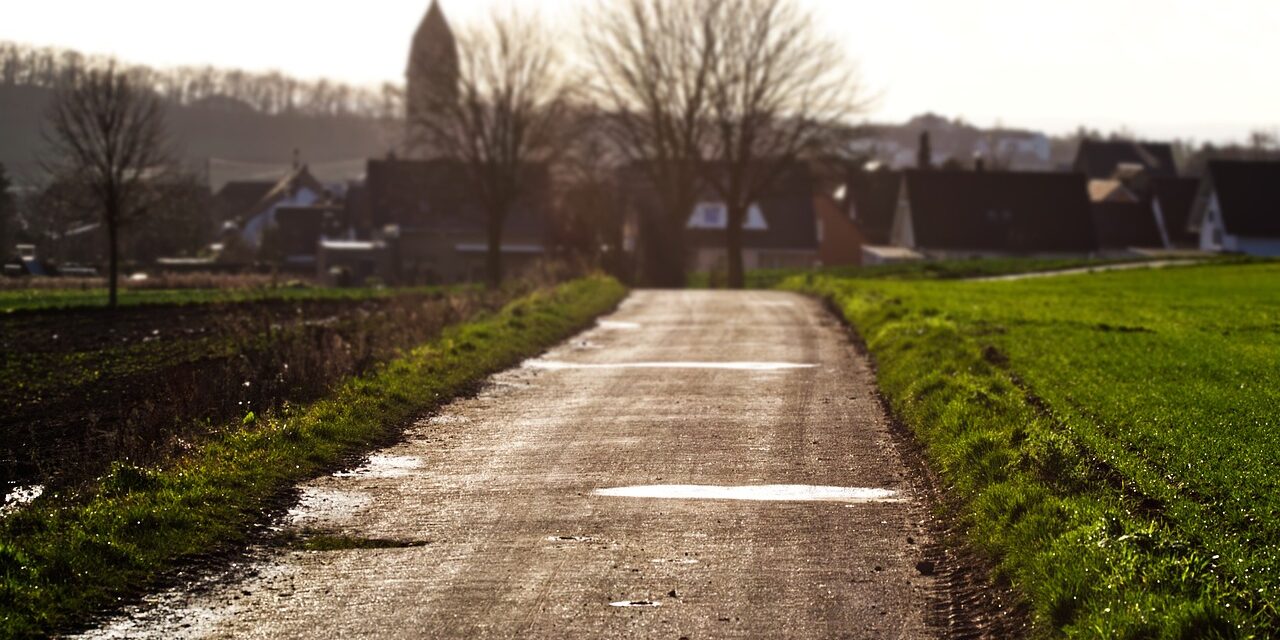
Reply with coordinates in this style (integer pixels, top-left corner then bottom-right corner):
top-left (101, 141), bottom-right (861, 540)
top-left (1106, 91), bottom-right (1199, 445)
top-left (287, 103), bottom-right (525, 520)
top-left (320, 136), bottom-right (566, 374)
top-left (406, 0), bottom-right (460, 153)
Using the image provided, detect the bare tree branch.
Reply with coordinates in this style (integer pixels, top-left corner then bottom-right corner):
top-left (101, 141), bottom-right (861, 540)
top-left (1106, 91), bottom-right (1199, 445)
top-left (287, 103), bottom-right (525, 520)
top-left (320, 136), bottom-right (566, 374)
top-left (408, 10), bottom-right (572, 288)
top-left (702, 0), bottom-right (866, 288)
top-left (43, 63), bottom-right (172, 307)
top-left (582, 0), bottom-right (722, 286)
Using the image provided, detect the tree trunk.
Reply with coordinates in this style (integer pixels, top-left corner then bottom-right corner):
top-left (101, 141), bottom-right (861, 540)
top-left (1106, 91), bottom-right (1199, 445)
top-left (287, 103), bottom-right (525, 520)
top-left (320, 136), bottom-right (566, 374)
top-left (107, 211), bottom-right (119, 309)
top-left (726, 203), bottom-right (745, 289)
top-left (486, 209), bottom-right (504, 290)
top-left (640, 211), bottom-right (687, 288)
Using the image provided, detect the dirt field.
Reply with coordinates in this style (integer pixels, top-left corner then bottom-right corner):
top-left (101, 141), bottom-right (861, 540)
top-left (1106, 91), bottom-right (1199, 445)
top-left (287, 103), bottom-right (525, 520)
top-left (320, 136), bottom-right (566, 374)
top-left (1, 291), bottom-right (507, 489)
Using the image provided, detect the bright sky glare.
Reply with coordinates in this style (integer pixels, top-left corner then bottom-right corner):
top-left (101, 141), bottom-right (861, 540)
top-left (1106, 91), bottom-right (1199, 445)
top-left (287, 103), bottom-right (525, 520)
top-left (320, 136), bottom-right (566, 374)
top-left (3, 0), bottom-right (1277, 142)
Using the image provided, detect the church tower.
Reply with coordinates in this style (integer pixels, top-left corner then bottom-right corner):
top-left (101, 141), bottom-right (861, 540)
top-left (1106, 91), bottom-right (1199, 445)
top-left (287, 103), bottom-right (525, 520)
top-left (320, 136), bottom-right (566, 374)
top-left (405, 0), bottom-right (459, 155)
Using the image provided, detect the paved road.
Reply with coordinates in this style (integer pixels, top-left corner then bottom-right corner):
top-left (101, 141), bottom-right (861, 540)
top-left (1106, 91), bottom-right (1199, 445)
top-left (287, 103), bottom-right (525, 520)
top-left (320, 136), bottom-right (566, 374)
top-left (88, 290), bottom-right (942, 639)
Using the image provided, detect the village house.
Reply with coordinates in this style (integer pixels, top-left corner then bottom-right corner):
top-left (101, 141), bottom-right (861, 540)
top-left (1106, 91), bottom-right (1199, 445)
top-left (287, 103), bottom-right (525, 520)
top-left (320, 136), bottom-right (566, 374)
top-left (263, 203), bottom-right (348, 271)
top-left (890, 170), bottom-right (1097, 257)
top-left (625, 164), bottom-right (820, 275)
top-left (1073, 140), bottom-right (1178, 180)
top-left (1087, 177), bottom-right (1164, 250)
top-left (1150, 177), bottom-right (1202, 248)
top-left (810, 163), bottom-right (905, 266)
top-left (1188, 160), bottom-right (1280, 256)
top-left (213, 164), bottom-right (331, 253)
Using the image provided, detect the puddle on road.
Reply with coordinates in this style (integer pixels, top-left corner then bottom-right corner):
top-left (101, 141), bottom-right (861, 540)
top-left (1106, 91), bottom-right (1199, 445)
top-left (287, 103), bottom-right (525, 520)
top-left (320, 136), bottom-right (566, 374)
top-left (1, 484), bottom-right (44, 517)
top-left (525, 360), bottom-right (816, 372)
top-left (610, 600), bottom-right (661, 608)
top-left (597, 320), bottom-right (642, 330)
top-left (288, 487), bottom-right (373, 524)
top-left (333, 455), bottom-right (423, 479)
top-left (593, 484), bottom-right (901, 503)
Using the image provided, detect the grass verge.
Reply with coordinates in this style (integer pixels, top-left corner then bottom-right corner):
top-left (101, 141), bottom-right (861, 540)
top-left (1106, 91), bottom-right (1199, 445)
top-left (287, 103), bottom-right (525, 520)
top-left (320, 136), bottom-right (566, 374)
top-left (0, 275), bottom-right (627, 638)
top-left (781, 262), bottom-right (1278, 638)
top-left (687, 256), bottom-right (1158, 289)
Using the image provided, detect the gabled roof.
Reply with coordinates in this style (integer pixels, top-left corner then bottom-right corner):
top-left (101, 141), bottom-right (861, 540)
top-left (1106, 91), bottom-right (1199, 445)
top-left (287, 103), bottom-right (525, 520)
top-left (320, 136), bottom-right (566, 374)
top-left (1207, 160), bottom-right (1280, 237)
top-left (901, 170), bottom-right (1096, 253)
top-left (213, 181), bottom-right (274, 222)
top-left (1151, 177), bottom-right (1201, 245)
top-left (1074, 140), bottom-right (1178, 179)
top-left (843, 169), bottom-right (900, 245)
top-left (217, 165), bottom-right (327, 226)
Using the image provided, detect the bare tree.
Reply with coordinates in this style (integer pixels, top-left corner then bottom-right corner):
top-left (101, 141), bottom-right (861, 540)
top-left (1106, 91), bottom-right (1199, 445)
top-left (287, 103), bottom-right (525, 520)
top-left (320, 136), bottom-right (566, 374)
top-left (583, 0), bottom-right (720, 287)
top-left (410, 11), bottom-right (571, 288)
top-left (0, 163), bottom-right (14, 255)
top-left (702, 0), bottom-right (864, 288)
top-left (44, 64), bottom-right (171, 307)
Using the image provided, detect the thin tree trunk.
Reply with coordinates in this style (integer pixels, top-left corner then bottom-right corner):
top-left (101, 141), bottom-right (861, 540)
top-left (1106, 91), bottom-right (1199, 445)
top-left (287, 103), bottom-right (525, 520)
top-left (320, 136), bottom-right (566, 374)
top-left (726, 203), bottom-right (745, 289)
top-left (107, 211), bottom-right (119, 308)
top-left (486, 210), bottom-right (504, 289)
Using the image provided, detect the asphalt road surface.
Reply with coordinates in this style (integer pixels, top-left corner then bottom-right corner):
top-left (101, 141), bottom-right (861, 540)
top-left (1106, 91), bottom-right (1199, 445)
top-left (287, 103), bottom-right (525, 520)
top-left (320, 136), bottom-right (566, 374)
top-left (87, 290), bottom-right (943, 639)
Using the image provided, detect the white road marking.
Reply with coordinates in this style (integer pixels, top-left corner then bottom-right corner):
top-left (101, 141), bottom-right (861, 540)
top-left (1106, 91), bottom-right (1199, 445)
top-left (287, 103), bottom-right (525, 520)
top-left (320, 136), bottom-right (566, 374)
top-left (592, 484), bottom-right (901, 503)
top-left (597, 320), bottom-right (642, 330)
top-left (524, 360), bottom-right (816, 372)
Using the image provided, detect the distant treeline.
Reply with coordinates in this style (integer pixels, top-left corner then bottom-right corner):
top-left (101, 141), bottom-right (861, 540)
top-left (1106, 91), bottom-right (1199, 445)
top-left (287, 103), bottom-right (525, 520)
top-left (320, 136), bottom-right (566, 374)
top-left (0, 41), bottom-right (404, 119)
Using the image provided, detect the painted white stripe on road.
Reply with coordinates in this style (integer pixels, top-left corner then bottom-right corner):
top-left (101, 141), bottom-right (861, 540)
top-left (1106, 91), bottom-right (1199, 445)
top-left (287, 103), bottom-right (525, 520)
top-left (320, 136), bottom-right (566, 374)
top-left (525, 360), bottom-right (816, 372)
top-left (592, 485), bottom-right (901, 503)
top-left (597, 320), bottom-right (642, 330)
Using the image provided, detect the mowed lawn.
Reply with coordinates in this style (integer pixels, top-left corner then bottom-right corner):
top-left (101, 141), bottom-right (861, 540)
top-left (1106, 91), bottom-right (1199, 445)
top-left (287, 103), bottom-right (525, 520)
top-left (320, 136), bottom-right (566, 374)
top-left (784, 262), bottom-right (1280, 637)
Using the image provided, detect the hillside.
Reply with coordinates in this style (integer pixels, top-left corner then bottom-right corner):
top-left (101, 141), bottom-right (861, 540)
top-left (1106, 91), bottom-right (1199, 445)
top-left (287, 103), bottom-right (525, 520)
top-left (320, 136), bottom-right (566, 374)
top-left (0, 85), bottom-right (401, 188)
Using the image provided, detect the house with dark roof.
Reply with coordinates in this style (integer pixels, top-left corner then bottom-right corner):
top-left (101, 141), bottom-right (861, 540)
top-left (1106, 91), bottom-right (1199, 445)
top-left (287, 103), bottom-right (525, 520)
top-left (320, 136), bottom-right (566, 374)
top-left (1150, 177), bottom-right (1201, 248)
top-left (891, 170), bottom-right (1097, 256)
top-left (364, 158), bottom-right (550, 283)
top-left (1188, 161), bottom-right (1280, 255)
top-left (1088, 179), bottom-right (1164, 250)
top-left (1073, 140), bottom-right (1178, 179)
top-left (620, 162), bottom-right (820, 275)
top-left (263, 204), bottom-right (348, 270)
top-left (841, 168), bottom-right (901, 246)
top-left (216, 165), bottom-right (329, 252)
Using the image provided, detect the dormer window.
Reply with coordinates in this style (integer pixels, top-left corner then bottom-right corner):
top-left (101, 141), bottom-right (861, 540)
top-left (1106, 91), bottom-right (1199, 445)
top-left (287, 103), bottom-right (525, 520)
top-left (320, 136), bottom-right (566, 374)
top-left (687, 202), bottom-right (769, 230)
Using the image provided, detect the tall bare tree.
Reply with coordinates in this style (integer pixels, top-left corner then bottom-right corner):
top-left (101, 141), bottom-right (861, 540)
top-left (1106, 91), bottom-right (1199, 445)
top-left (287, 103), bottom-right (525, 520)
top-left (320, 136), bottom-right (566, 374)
top-left (702, 0), bottom-right (864, 288)
top-left (44, 64), bottom-right (171, 307)
top-left (0, 163), bottom-right (14, 255)
top-left (410, 12), bottom-right (571, 288)
top-left (583, 0), bottom-right (721, 287)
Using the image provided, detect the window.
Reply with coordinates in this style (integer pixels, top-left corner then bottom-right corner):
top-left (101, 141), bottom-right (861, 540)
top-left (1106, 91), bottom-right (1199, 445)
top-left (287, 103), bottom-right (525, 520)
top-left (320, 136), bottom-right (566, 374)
top-left (686, 202), bottom-right (769, 230)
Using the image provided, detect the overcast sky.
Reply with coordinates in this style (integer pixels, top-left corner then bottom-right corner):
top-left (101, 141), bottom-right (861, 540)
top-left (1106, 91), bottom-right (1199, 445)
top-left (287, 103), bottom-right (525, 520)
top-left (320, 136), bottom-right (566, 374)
top-left (3, 0), bottom-right (1278, 142)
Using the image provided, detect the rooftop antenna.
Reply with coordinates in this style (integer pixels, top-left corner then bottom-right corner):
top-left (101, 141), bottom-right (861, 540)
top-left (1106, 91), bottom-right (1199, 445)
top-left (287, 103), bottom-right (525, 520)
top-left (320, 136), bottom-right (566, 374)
top-left (292, 148), bottom-right (301, 170)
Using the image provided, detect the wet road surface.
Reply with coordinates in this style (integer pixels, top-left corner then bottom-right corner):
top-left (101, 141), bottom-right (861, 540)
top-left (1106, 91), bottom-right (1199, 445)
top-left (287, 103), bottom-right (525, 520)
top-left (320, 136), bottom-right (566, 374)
top-left (85, 290), bottom-right (942, 639)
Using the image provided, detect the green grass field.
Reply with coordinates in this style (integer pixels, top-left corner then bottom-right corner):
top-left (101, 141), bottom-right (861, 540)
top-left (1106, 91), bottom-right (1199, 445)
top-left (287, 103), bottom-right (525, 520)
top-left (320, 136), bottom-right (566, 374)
top-left (782, 262), bottom-right (1280, 638)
